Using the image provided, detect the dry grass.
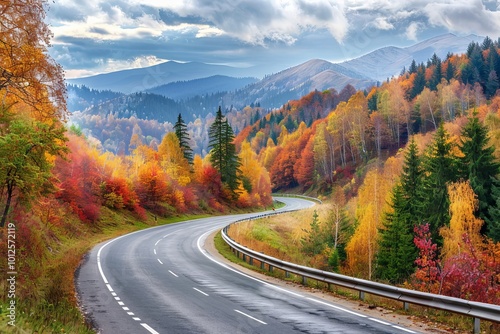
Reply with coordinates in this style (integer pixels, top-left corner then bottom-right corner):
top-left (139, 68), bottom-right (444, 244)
top-left (228, 203), bottom-right (333, 265)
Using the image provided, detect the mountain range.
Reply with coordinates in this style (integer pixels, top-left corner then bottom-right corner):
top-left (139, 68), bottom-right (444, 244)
top-left (67, 33), bottom-right (483, 114)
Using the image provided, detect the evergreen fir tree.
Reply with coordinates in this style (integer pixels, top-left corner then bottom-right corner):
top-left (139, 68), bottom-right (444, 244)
top-left (420, 123), bottom-right (459, 244)
top-left (458, 112), bottom-right (500, 238)
top-left (409, 59), bottom-right (418, 74)
top-left (377, 139), bottom-right (422, 283)
top-left (208, 107), bottom-right (241, 193)
top-left (429, 56), bottom-right (442, 91)
top-left (445, 61), bottom-right (455, 82)
top-left (174, 113), bottom-right (193, 164)
top-left (410, 66), bottom-right (426, 99)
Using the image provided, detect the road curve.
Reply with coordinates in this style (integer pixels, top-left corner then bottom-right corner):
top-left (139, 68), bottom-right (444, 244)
top-left (76, 197), bottom-right (420, 334)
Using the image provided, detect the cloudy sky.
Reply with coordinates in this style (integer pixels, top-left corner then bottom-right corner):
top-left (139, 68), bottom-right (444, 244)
top-left (46, 0), bottom-right (500, 79)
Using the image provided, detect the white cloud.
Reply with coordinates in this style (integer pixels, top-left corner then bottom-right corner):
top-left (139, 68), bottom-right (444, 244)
top-left (406, 21), bottom-right (422, 40)
top-left (424, 0), bottom-right (500, 36)
top-left (371, 17), bottom-right (394, 30)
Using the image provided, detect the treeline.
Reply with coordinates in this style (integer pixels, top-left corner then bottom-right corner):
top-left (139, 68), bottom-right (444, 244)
top-left (66, 84), bottom-right (123, 112)
top-left (56, 115), bottom-right (272, 223)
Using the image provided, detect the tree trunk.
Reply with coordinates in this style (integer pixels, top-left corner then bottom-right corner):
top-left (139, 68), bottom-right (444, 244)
top-left (0, 182), bottom-right (14, 228)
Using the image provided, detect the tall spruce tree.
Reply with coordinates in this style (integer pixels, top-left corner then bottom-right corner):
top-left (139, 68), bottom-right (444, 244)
top-left (208, 107), bottom-right (241, 192)
top-left (174, 113), bottom-right (193, 164)
top-left (458, 112), bottom-right (500, 239)
top-left (420, 123), bottom-right (459, 244)
top-left (377, 139), bottom-right (422, 283)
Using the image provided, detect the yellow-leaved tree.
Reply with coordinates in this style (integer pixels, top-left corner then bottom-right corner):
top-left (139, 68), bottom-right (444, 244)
top-left (158, 132), bottom-right (191, 186)
top-left (440, 181), bottom-right (484, 261)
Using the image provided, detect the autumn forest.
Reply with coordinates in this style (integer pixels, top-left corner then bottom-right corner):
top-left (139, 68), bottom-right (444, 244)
top-left (1, 0), bottom-right (500, 332)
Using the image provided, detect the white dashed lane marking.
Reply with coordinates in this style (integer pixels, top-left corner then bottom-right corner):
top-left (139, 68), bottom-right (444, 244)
top-left (193, 287), bottom-right (209, 296)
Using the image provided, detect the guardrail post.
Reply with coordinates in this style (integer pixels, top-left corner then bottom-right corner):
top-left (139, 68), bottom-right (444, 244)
top-left (260, 261), bottom-right (265, 270)
top-left (302, 276), bottom-right (307, 285)
top-left (269, 265), bottom-right (273, 273)
top-left (473, 318), bottom-right (480, 334)
top-left (285, 271), bottom-right (290, 278)
top-left (249, 257), bottom-right (253, 265)
top-left (359, 291), bottom-right (365, 301)
top-left (242, 254), bottom-right (246, 262)
top-left (403, 302), bottom-right (409, 311)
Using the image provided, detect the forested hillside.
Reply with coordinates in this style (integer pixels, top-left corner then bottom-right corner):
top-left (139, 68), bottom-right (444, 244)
top-left (0, 1), bottom-right (271, 332)
top-left (236, 36), bottom-right (500, 305)
top-left (2, 1), bottom-right (500, 332)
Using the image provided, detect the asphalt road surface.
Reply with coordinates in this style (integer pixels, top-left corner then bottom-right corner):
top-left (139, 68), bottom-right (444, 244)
top-left (76, 197), bottom-right (420, 334)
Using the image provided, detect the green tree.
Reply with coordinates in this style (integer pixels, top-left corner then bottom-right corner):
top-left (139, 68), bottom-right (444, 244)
top-left (174, 113), bottom-right (193, 164)
top-left (410, 65), bottom-right (426, 100)
top-left (301, 210), bottom-right (325, 255)
top-left (420, 123), bottom-right (459, 243)
top-left (458, 112), bottom-right (500, 239)
top-left (208, 106), bottom-right (241, 192)
top-left (0, 110), bottom-right (67, 227)
top-left (377, 139), bottom-right (422, 282)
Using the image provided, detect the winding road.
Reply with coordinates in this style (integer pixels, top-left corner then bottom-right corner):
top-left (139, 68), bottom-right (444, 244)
top-left (76, 197), bottom-right (421, 334)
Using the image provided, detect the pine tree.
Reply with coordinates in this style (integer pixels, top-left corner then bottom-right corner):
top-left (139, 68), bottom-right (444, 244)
top-left (458, 112), bottom-right (500, 239)
top-left (429, 55), bottom-right (442, 91)
top-left (410, 65), bottom-right (426, 99)
top-left (174, 113), bottom-right (193, 164)
top-left (445, 60), bottom-right (455, 82)
top-left (377, 139), bottom-right (422, 283)
top-left (420, 123), bottom-right (459, 244)
top-left (208, 107), bottom-right (241, 193)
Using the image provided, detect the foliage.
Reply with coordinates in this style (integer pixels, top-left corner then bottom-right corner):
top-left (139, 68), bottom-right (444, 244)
top-left (0, 107), bottom-right (67, 228)
top-left (410, 223), bottom-right (442, 293)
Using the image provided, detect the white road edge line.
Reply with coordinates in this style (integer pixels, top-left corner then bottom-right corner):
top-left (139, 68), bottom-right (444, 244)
top-left (157, 259), bottom-right (163, 265)
top-left (368, 317), bottom-right (391, 325)
top-left (95, 226), bottom-right (166, 334)
top-left (393, 326), bottom-right (417, 333)
top-left (141, 323), bottom-right (160, 334)
top-left (193, 287), bottom-right (209, 296)
top-left (307, 298), bottom-right (367, 318)
top-left (234, 310), bottom-right (267, 325)
top-left (197, 230), bottom-right (303, 298)
top-left (169, 270), bottom-right (179, 277)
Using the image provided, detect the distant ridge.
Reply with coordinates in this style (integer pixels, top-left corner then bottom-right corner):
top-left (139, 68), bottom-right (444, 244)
top-left (340, 33), bottom-right (484, 81)
top-left (146, 75), bottom-right (258, 100)
top-left (67, 61), bottom-right (258, 94)
top-left (230, 59), bottom-right (375, 108)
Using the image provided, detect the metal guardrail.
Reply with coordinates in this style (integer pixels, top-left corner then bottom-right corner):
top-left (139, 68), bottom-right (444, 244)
top-left (221, 202), bottom-right (500, 334)
top-left (273, 193), bottom-right (323, 204)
